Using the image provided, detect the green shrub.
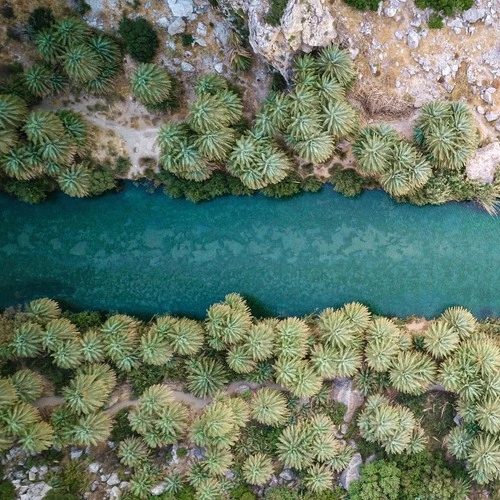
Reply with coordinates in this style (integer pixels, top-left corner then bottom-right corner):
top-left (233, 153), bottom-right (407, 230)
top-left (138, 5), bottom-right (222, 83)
top-left (47, 461), bottom-right (90, 496)
top-left (265, 0), bottom-right (288, 26)
top-left (428, 13), bottom-right (444, 28)
top-left (128, 364), bottom-right (169, 395)
top-left (118, 17), bottom-right (159, 62)
top-left (343, 0), bottom-right (380, 11)
top-left (349, 461), bottom-right (401, 500)
top-left (25, 357), bottom-right (74, 394)
top-left (230, 485), bottom-right (257, 500)
top-left (260, 176), bottom-right (301, 198)
top-left (264, 486), bottom-right (300, 499)
top-left (330, 167), bottom-right (367, 198)
top-left (0, 176), bottom-right (57, 204)
top-left (62, 310), bottom-right (103, 330)
top-left (87, 166), bottom-right (118, 196)
top-left (27, 7), bottom-right (55, 34)
top-left (0, 478), bottom-right (15, 500)
top-left (415, 0), bottom-right (472, 15)
top-left (300, 177), bottom-right (323, 193)
top-left (181, 34), bottom-right (194, 47)
top-left (110, 408), bottom-right (135, 441)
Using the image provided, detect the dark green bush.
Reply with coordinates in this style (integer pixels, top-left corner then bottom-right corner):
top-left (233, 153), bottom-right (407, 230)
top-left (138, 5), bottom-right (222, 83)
top-left (110, 408), bottom-right (135, 441)
top-left (25, 357), bottom-right (74, 394)
top-left (62, 310), bottom-right (103, 330)
top-left (87, 166), bottom-right (119, 196)
top-left (428, 13), bottom-right (444, 28)
top-left (260, 176), bottom-right (301, 198)
top-left (264, 486), bottom-right (300, 500)
top-left (46, 461), bottom-right (89, 495)
top-left (181, 34), bottom-right (194, 47)
top-left (230, 485), bottom-right (257, 500)
top-left (128, 364), bottom-right (169, 396)
top-left (343, 0), bottom-right (380, 11)
top-left (349, 461), bottom-right (401, 500)
top-left (300, 177), bottom-right (323, 192)
top-left (265, 0), bottom-right (288, 26)
top-left (330, 168), bottom-right (366, 198)
top-left (27, 7), bottom-right (55, 34)
top-left (0, 177), bottom-right (57, 204)
top-left (118, 17), bottom-right (159, 62)
top-left (415, 0), bottom-right (472, 15)
top-left (0, 478), bottom-right (15, 500)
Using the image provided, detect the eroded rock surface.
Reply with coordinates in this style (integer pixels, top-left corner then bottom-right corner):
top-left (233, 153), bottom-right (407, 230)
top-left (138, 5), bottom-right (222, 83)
top-left (466, 141), bottom-right (500, 183)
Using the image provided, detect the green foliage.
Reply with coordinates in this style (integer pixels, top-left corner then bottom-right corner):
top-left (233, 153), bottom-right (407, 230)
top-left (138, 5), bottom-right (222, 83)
top-left (428, 13), bottom-right (444, 29)
top-left (129, 364), bottom-right (169, 395)
top-left (27, 8), bottom-right (55, 34)
top-left (265, 0), bottom-right (288, 26)
top-left (119, 17), bottom-right (160, 62)
top-left (415, 0), bottom-right (473, 16)
top-left (0, 477), bottom-right (15, 500)
top-left (349, 460), bottom-right (401, 499)
top-left (343, 0), bottom-right (380, 10)
top-left (110, 408), bottom-right (135, 441)
top-left (0, 176), bottom-right (57, 204)
top-left (185, 357), bottom-right (229, 398)
top-left (46, 460), bottom-right (90, 496)
top-left (181, 34), bottom-right (194, 47)
top-left (130, 63), bottom-right (172, 106)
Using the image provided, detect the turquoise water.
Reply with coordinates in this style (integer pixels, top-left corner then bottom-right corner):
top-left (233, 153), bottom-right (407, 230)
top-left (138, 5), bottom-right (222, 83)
top-left (1, 185), bottom-right (499, 319)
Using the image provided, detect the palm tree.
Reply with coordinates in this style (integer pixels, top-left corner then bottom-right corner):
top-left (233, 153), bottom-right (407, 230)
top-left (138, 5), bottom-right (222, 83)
top-left (167, 317), bottom-right (205, 355)
top-left (286, 112), bottom-right (323, 142)
top-left (196, 478), bottom-right (224, 500)
top-left (476, 398), bottom-right (500, 434)
top-left (317, 45), bottom-right (356, 88)
top-left (191, 400), bottom-right (237, 447)
top-left (24, 64), bottom-right (53, 97)
top-left (88, 34), bottom-right (120, 65)
top-left (251, 388), bottom-right (290, 426)
top-left (304, 464), bottom-right (334, 493)
top-left (18, 421), bottom-right (54, 453)
top-left (277, 422), bottom-right (314, 470)
top-left (39, 135), bottom-right (75, 165)
top-left (365, 317), bottom-right (401, 369)
top-left (1, 147), bottom-right (35, 180)
top-left (274, 356), bottom-right (300, 387)
top-left (35, 29), bottom-right (62, 63)
top-left (58, 164), bottom-right (90, 197)
top-left (227, 345), bottom-right (256, 374)
top-left (441, 306), bottom-right (476, 340)
top-left (130, 63), bottom-right (172, 106)
top-left (0, 379), bottom-right (17, 408)
top-left (259, 147), bottom-right (292, 186)
top-left (242, 453), bottom-right (273, 485)
top-left (229, 44), bottom-right (253, 72)
top-left (0, 128), bottom-right (17, 156)
top-left (289, 133), bottom-right (336, 164)
top-left (186, 461), bottom-right (211, 488)
top-left (276, 317), bottom-right (309, 360)
top-left (316, 74), bottom-right (346, 104)
top-left (352, 125), bottom-right (397, 176)
top-left (293, 54), bottom-right (319, 82)
top-left (118, 436), bottom-right (150, 467)
top-left (265, 92), bottom-right (290, 131)
top-left (446, 425), bottom-right (474, 460)
top-left (317, 308), bottom-right (357, 348)
top-left (312, 432), bottom-right (340, 462)
top-left (164, 472), bottom-right (183, 494)
top-left (71, 411), bottom-right (112, 446)
top-left (406, 426), bottom-right (428, 454)
top-left (203, 446), bottom-right (233, 475)
top-left (194, 74), bottom-right (228, 96)
top-left (423, 320), bottom-right (460, 359)
top-left (288, 362), bottom-right (323, 398)
top-left (54, 18), bottom-right (90, 47)
top-left (137, 384), bottom-right (174, 414)
top-left (26, 298), bottom-right (61, 322)
top-left (51, 339), bottom-right (84, 369)
top-left (61, 45), bottom-right (101, 83)
top-left (219, 90), bottom-right (243, 125)
top-left (253, 109), bottom-right (277, 138)
top-left (83, 65), bottom-right (119, 95)
top-left (310, 343), bottom-right (337, 378)
top-left (243, 322), bottom-right (275, 361)
top-left (322, 101), bottom-right (359, 138)
top-left (226, 397), bottom-right (250, 428)
top-left (187, 94), bottom-right (232, 133)
top-left (10, 370), bottom-right (44, 403)
top-left (157, 123), bottom-right (189, 152)
top-left (140, 329), bottom-right (173, 365)
top-left (56, 110), bottom-right (90, 148)
top-left (1, 402), bottom-right (40, 436)
top-left (185, 357), bottom-right (229, 398)
top-left (10, 322), bottom-right (43, 358)
top-left (287, 85), bottom-right (319, 116)
top-left (63, 373), bottom-right (109, 415)
top-left (333, 345), bottom-right (362, 377)
top-left (0, 93), bottom-right (27, 129)
top-left (327, 441), bottom-right (354, 472)
top-left (24, 111), bottom-right (65, 146)
top-left (129, 467), bottom-right (157, 500)
top-left (81, 330), bottom-right (105, 363)
top-left (42, 317), bottom-right (78, 351)
top-left (206, 302), bottom-right (252, 347)
top-left (467, 433), bottom-right (500, 484)
top-left (194, 127), bottom-right (237, 162)
top-left (389, 351), bottom-right (437, 395)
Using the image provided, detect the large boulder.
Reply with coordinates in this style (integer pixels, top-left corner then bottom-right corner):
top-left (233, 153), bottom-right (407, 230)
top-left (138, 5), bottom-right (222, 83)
top-left (332, 378), bottom-right (364, 422)
top-left (339, 452), bottom-right (362, 489)
top-left (223, 0), bottom-right (337, 76)
top-left (466, 141), bottom-right (500, 184)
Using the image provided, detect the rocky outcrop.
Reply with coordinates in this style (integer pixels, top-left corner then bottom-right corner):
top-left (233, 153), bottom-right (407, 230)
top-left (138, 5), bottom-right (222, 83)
top-left (339, 452), bottom-right (362, 489)
top-left (224, 0), bottom-right (337, 76)
top-left (466, 141), bottom-right (500, 184)
top-left (332, 377), bottom-right (364, 422)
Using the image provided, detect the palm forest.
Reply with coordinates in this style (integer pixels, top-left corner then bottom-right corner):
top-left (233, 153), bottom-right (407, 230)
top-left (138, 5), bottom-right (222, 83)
top-left (0, 4), bottom-right (499, 500)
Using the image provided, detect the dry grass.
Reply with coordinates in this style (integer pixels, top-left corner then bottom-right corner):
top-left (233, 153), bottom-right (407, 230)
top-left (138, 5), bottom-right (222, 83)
top-left (352, 82), bottom-right (414, 118)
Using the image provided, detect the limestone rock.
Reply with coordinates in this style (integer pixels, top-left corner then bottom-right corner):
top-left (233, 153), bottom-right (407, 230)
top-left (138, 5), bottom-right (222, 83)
top-left (485, 112), bottom-right (499, 122)
top-left (332, 378), bottom-right (364, 422)
top-left (339, 453), bottom-right (362, 489)
top-left (279, 468), bottom-right (296, 481)
top-left (88, 462), bottom-right (101, 474)
top-left (463, 7), bottom-right (486, 23)
top-left (181, 61), bottom-right (195, 72)
top-left (407, 30), bottom-right (419, 49)
top-left (167, 0), bottom-right (194, 17)
top-left (223, 0), bottom-right (336, 76)
top-left (466, 142), bottom-right (500, 184)
top-left (168, 17), bottom-right (186, 35)
top-left (151, 482), bottom-right (167, 495)
top-left (19, 482), bottom-right (52, 500)
top-left (107, 472), bottom-right (120, 486)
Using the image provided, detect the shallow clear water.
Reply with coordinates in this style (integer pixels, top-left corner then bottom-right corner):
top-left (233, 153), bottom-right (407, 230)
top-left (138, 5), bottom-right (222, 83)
top-left (1, 184), bottom-right (499, 319)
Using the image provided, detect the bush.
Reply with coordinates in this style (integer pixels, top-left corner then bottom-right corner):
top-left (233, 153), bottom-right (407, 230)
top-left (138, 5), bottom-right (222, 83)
top-left (428, 13), bottom-right (444, 28)
top-left (128, 364), bottom-right (169, 395)
top-left (118, 17), bottom-right (159, 62)
top-left (343, 0), bottom-right (380, 11)
top-left (110, 408), bottom-right (135, 441)
top-left (260, 176), bottom-right (301, 198)
top-left (181, 34), bottom-right (194, 47)
top-left (265, 0), bottom-right (288, 26)
top-left (27, 7), bottom-right (55, 34)
top-left (87, 166), bottom-right (118, 196)
top-left (46, 461), bottom-right (90, 496)
top-left (0, 177), bottom-right (57, 204)
top-left (415, 0), bottom-right (472, 15)
top-left (348, 461), bottom-right (401, 500)
top-left (0, 478), bottom-right (15, 500)
top-left (62, 310), bottom-right (103, 330)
